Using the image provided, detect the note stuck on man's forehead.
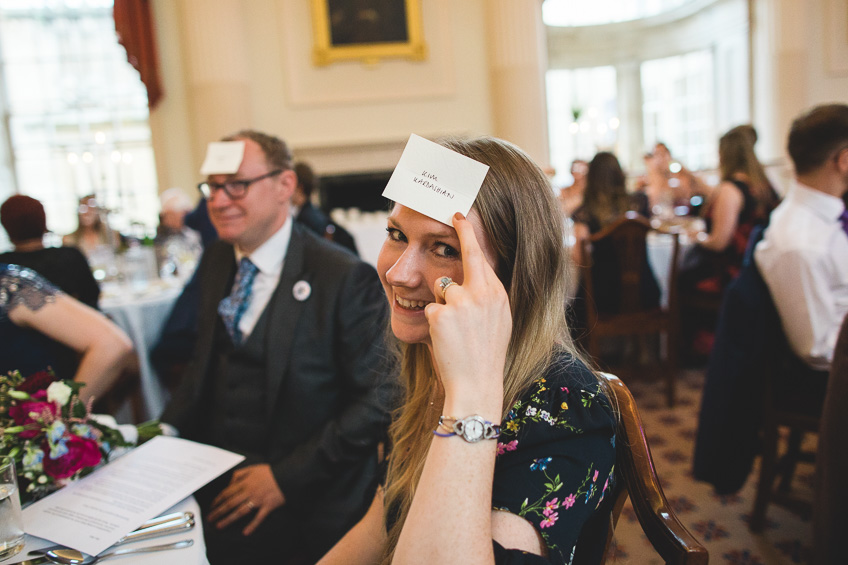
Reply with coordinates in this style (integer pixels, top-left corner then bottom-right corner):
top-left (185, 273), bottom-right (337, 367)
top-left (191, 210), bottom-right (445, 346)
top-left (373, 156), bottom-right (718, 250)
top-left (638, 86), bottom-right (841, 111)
top-left (382, 134), bottom-right (490, 225)
top-left (200, 141), bottom-right (246, 176)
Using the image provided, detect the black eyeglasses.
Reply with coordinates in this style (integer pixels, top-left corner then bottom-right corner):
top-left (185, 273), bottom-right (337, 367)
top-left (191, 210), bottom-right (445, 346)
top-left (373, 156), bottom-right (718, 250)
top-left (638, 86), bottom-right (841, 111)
top-left (197, 169), bottom-right (283, 200)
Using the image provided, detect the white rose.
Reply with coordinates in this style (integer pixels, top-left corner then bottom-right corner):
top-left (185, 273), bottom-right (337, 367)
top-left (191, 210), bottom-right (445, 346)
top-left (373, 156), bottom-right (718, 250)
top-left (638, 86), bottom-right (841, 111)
top-left (46, 381), bottom-right (73, 406)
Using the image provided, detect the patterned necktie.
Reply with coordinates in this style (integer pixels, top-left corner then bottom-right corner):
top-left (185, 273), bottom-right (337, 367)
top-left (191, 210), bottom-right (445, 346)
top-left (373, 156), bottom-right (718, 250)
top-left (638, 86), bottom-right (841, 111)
top-left (840, 209), bottom-right (848, 239)
top-left (218, 257), bottom-right (259, 343)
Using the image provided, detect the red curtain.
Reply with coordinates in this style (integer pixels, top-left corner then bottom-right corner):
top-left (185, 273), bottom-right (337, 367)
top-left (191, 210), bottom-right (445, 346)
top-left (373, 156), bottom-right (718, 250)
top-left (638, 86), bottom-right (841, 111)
top-left (113, 0), bottom-right (163, 109)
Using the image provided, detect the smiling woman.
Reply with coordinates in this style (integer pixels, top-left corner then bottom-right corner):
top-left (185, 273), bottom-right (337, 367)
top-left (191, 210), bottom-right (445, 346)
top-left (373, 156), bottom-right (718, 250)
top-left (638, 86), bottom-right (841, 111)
top-left (319, 136), bottom-right (619, 565)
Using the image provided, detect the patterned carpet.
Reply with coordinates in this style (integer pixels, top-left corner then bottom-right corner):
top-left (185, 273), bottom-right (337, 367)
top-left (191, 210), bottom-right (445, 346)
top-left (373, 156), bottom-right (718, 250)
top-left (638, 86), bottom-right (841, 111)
top-left (608, 369), bottom-right (816, 565)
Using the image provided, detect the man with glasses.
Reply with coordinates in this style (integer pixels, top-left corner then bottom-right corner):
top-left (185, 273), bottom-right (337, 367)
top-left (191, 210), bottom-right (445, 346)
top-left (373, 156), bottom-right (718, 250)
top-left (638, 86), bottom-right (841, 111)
top-left (755, 104), bottom-right (848, 374)
top-left (162, 130), bottom-right (394, 564)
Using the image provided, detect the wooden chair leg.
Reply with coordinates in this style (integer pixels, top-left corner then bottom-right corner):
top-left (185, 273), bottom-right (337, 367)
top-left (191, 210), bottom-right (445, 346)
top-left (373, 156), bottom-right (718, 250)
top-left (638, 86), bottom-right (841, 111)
top-left (777, 428), bottom-right (804, 493)
top-left (665, 330), bottom-right (677, 408)
top-left (750, 417), bottom-right (779, 533)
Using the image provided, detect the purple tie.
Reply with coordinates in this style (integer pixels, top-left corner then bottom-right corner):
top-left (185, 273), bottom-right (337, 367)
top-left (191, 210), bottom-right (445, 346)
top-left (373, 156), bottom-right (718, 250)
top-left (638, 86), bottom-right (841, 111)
top-left (841, 209), bottom-right (848, 239)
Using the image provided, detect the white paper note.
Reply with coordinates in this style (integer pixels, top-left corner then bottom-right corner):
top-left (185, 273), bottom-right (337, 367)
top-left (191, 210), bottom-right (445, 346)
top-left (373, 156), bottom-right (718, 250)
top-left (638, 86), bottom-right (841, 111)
top-left (200, 141), bottom-right (245, 175)
top-left (22, 436), bottom-right (244, 556)
top-left (382, 134), bottom-right (490, 225)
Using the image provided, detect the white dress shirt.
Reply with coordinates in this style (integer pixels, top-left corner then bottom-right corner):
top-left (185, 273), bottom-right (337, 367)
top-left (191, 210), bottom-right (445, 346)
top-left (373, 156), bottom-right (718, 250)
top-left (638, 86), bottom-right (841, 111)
top-left (234, 217), bottom-right (293, 340)
top-left (754, 182), bottom-right (848, 370)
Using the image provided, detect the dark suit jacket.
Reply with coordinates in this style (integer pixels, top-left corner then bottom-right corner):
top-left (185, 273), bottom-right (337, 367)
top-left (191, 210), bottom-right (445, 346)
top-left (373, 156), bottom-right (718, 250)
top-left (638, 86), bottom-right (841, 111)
top-left (162, 223), bottom-right (395, 557)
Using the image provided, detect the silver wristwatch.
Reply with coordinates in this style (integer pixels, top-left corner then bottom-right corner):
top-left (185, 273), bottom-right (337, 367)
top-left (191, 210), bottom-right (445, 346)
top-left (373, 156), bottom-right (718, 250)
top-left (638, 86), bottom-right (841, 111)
top-left (440, 415), bottom-right (501, 442)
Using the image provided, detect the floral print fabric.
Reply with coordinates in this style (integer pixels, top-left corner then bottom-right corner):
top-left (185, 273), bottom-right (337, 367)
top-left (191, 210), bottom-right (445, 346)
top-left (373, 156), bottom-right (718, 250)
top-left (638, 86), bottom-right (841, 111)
top-left (492, 353), bottom-right (617, 564)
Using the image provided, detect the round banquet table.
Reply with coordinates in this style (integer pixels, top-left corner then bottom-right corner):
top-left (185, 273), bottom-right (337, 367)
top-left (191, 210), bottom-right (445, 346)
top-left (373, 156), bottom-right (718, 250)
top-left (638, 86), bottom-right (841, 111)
top-left (9, 497), bottom-right (208, 565)
top-left (100, 281), bottom-right (182, 422)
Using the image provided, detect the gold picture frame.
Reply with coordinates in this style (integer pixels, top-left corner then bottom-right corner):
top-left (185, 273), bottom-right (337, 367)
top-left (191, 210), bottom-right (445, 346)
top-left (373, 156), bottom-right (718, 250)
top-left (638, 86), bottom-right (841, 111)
top-left (311, 0), bottom-right (427, 66)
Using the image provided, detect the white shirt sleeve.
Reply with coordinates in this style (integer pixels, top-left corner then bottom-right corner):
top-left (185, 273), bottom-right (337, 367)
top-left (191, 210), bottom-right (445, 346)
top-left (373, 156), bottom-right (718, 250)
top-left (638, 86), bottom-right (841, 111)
top-left (756, 244), bottom-right (840, 371)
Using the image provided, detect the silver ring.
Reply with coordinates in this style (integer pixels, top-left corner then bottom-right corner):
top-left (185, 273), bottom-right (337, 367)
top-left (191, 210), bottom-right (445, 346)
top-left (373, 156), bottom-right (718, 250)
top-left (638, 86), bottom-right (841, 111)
top-left (438, 276), bottom-right (457, 298)
top-left (245, 500), bottom-right (255, 510)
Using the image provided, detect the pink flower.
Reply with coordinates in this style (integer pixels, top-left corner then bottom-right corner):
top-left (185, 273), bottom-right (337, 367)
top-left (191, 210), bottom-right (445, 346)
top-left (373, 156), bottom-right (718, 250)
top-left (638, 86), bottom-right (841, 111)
top-left (603, 478), bottom-right (609, 492)
top-left (42, 436), bottom-right (102, 479)
top-left (563, 493), bottom-right (576, 509)
top-left (9, 393), bottom-right (56, 439)
top-left (496, 440), bottom-right (518, 455)
top-left (540, 512), bottom-right (559, 528)
top-left (593, 470), bottom-right (599, 482)
top-left (543, 498), bottom-right (560, 516)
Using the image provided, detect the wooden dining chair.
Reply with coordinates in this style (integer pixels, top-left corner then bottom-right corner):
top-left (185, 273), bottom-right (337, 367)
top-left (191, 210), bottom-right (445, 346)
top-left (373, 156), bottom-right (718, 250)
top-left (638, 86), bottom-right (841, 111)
top-left (580, 213), bottom-right (681, 406)
top-left (574, 373), bottom-right (708, 565)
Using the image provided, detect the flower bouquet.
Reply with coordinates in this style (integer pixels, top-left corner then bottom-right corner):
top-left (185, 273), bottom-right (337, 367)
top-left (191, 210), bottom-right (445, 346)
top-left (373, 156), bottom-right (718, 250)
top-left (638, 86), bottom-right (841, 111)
top-left (0, 369), bottom-right (161, 504)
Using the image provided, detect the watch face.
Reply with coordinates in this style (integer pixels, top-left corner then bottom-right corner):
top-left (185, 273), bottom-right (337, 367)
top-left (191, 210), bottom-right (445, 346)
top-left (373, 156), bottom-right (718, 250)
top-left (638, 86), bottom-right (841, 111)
top-left (464, 418), bottom-right (485, 441)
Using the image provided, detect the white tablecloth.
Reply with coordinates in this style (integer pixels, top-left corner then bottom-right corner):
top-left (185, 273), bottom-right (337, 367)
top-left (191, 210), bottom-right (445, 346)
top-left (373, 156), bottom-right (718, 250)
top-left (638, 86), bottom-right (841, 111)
top-left (101, 282), bottom-right (182, 422)
top-left (11, 497), bottom-right (208, 565)
top-left (646, 231), bottom-right (693, 308)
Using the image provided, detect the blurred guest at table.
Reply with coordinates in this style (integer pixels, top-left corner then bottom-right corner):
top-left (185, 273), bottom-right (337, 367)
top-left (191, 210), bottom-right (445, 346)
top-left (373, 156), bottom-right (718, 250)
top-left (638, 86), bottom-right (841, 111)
top-left (569, 151), bottom-right (658, 337)
top-left (678, 125), bottom-right (778, 360)
top-left (293, 161), bottom-right (359, 256)
top-left (0, 263), bottom-right (133, 403)
top-left (755, 104), bottom-right (848, 373)
top-left (63, 194), bottom-right (120, 259)
top-left (681, 125), bottom-right (777, 293)
top-left (154, 188), bottom-right (203, 279)
top-left (637, 141), bottom-right (707, 213)
top-left (557, 158), bottom-right (588, 217)
top-left (161, 130), bottom-right (395, 564)
top-left (1, 195), bottom-right (100, 309)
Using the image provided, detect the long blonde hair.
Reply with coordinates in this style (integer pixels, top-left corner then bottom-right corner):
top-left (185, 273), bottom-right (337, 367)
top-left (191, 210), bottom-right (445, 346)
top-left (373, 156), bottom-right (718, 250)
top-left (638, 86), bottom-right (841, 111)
top-left (381, 136), bottom-right (599, 562)
top-left (718, 125), bottom-right (775, 214)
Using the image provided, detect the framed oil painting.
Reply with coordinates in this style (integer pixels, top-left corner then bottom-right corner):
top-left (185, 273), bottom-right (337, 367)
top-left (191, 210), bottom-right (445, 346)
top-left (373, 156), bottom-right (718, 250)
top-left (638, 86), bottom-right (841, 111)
top-left (311, 0), bottom-right (427, 66)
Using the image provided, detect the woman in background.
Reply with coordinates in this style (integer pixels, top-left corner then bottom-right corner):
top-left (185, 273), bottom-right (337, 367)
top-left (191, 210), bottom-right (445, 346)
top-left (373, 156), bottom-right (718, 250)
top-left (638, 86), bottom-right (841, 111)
top-left (0, 263), bottom-right (133, 403)
top-left (0, 194), bottom-right (100, 308)
top-left (63, 195), bottom-right (120, 259)
top-left (678, 125), bottom-right (778, 360)
top-left (320, 137), bottom-right (617, 564)
top-left (569, 152), bottom-right (659, 338)
top-left (681, 124), bottom-right (777, 292)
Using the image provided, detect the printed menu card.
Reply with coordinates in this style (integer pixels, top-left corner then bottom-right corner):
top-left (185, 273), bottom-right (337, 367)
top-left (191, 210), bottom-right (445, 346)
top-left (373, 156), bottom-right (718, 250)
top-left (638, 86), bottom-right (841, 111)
top-left (22, 436), bottom-right (244, 556)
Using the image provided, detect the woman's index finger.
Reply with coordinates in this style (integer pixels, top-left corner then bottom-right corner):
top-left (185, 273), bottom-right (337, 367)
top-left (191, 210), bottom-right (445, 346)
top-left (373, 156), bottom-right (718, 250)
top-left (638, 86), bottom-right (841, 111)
top-left (452, 211), bottom-right (487, 284)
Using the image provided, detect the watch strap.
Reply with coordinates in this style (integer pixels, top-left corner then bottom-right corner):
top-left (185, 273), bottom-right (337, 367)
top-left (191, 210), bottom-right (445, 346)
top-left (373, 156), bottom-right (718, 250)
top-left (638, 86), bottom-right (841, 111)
top-left (433, 415), bottom-right (501, 442)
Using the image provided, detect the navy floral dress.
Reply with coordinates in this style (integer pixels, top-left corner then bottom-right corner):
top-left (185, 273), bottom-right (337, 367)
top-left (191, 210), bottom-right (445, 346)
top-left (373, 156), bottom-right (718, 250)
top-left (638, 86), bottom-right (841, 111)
top-left (492, 352), bottom-right (617, 564)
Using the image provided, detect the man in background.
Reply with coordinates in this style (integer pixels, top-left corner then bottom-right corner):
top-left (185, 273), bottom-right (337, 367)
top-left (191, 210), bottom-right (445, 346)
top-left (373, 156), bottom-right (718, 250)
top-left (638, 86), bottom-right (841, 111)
top-left (755, 103), bottom-right (848, 377)
top-left (292, 161), bottom-right (359, 255)
top-left (162, 130), bottom-right (394, 564)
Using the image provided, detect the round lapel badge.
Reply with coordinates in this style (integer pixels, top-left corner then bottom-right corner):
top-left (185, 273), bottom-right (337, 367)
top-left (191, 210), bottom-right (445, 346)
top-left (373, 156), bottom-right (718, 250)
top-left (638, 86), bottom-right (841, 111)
top-left (293, 280), bottom-right (311, 302)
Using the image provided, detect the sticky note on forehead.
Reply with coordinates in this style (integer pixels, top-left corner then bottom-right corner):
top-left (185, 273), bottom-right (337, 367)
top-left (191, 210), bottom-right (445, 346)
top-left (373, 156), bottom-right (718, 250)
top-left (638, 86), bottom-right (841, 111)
top-left (382, 134), bottom-right (489, 225)
top-left (200, 141), bottom-right (246, 175)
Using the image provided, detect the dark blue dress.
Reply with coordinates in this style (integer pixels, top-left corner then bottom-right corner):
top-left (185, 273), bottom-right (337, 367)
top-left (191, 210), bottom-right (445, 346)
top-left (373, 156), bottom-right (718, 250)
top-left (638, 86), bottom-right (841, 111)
top-left (492, 353), bottom-right (617, 564)
top-left (0, 263), bottom-right (72, 380)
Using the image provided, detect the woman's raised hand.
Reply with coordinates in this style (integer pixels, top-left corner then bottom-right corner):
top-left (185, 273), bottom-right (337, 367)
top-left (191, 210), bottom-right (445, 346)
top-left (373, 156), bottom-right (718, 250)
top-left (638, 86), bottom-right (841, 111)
top-left (424, 212), bottom-right (512, 416)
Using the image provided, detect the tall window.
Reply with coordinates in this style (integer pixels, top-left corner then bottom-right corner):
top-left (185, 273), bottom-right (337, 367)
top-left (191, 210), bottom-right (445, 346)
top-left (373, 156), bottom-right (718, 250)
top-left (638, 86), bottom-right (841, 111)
top-left (546, 66), bottom-right (618, 188)
top-left (0, 0), bottom-right (158, 246)
top-left (641, 50), bottom-right (716, 171)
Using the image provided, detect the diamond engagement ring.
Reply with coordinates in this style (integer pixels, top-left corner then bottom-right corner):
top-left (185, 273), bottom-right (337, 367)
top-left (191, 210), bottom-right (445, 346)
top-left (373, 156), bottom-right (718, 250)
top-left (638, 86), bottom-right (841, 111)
top-left (438, 276), bottom-right (457, 298)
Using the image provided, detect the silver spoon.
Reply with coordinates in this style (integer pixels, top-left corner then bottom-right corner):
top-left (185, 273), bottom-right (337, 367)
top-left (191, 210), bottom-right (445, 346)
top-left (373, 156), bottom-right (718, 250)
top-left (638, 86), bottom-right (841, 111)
top-left (44, 539), bottom-right (193, 565)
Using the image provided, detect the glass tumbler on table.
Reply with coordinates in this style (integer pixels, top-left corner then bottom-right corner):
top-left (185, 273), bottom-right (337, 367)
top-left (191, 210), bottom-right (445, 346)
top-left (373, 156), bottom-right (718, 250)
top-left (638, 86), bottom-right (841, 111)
top-left (0, 457), bottom-right (24, 561)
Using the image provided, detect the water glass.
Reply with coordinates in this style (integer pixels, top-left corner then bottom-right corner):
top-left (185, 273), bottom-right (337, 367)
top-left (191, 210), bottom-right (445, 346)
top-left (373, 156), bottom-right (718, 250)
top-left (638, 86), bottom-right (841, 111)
top-left (0, 457), bottom-right (24, 561)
